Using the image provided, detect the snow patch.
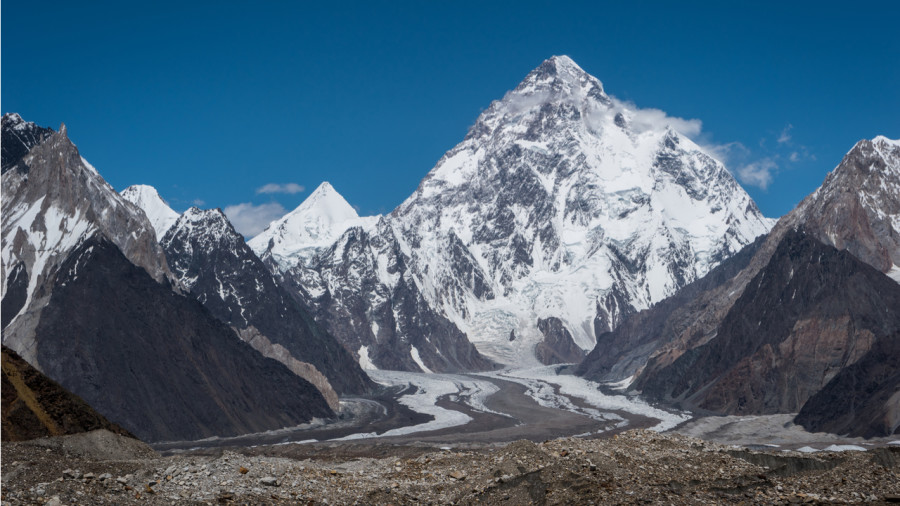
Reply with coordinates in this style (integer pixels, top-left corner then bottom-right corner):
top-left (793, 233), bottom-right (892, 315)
top-left (410, 346), bottom-right (433, 373)
top-left (358, 346), bottom-right (377, 370)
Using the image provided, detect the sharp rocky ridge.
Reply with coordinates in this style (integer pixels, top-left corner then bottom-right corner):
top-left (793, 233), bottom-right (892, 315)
top-left (1, 114), bottom-right (173, 364)
top-left (253, 56), bottom-right (773, 370)
top-left (156, 204), bottom-right (375, 406)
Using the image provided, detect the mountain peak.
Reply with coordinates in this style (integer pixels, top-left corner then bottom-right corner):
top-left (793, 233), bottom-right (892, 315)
top-left (2, 112), bottom-right (25, 127)
top-left (248, 182), bottom-right (380, 268)
top-left (795, 135), bottom-right (900, 276)
top-left (166, 207), bottom-right (241, 248)
top-left (510, 55), bottom-right (608, 106)
top-left (293, 181), bottom-right (358, 221)
top-left (121, 184), bottom-right (180, 240)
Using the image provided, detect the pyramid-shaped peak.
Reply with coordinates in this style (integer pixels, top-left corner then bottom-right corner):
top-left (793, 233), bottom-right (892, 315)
top-left (172, 207), bottom-right (240, 239)
top-left (527, 55), bottom-right (594, 82)
top-left (309, 181), bottom-right (339, 198)
top-left (509, 55), bottom-right (608, 106)
top-left (248, 181), bottom-right (381, 267)
top-left (296, 181), bottom-right (358, 218)
top-left (545, 55), bottom-right (583, 72)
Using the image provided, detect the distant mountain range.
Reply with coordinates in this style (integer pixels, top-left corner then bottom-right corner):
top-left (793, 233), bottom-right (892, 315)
top-left (2, 56), bottom-right (897, 441)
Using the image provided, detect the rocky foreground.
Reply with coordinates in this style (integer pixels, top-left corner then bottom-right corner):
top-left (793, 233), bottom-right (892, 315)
top-left (2, 429), bottom-right (899, 505)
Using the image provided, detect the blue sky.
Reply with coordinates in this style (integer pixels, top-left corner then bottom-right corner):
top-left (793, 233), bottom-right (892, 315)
top-left (3, 1), bottom-right (898, 236)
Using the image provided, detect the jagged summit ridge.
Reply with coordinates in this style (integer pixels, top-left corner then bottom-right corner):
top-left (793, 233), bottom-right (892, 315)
top-left (120, 184), bottom-right (180, 240)
top-left (249, 182), bottom-right (380, 269)
top-left (387, 56), bottom-right (772, 363)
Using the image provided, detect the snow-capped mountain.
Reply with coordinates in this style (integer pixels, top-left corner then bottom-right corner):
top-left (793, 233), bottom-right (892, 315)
top-left (266, 56), bottom-right (772, 370)
top-left (121, 184), bottom-right (180, 240)
top-left (1, 115), bottom-right (171, 363)
top-left (159, 206), bottom-right (374, 406)
top-left (249, 182), bottom-right (380, 269)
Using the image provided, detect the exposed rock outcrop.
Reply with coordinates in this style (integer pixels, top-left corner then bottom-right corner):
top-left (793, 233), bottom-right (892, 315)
top-left (535, 317), bottom-right (585, 365)
top-left (2, 117), bottom-right (172, 366)
top-left (637, 229), bottom-right (900, 416)
top-left (2, 345), bottom-right (134, 442)
top-left (160, 207), bottom-right (374, 396)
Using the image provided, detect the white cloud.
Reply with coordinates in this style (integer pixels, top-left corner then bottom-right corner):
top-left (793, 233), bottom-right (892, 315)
top-left (778, 124), bottom-right (793, 144)
top-left (255, 183), bottom-right (305, 195)
top-left (736, 159), bottom-right (777, 190)
top-left (223, 202), bottom-right (287, 237)
top-left (604, 97), bottom-right (702, 138)
top-left (192, 198), bottom-right (206, 207)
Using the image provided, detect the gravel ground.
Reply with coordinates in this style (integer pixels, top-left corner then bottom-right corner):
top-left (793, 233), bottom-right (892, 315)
top-left (3, 429), bottom-right (899, 505)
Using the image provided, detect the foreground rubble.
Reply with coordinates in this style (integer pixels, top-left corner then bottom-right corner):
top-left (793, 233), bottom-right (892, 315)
top-left (2, 429), bottom-right (899, 505)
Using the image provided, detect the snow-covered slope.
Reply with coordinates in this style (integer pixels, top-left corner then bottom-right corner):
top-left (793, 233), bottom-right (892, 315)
top-left (249, 182), bottom-right (380, 269)
top-left (269, 56), bottom-right (773, 370)
top-left (121, 184), bottom-right (180, 240)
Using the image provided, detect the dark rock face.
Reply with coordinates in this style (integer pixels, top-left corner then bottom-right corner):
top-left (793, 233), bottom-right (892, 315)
top-left (577, 236), bottom-right (764, 383)
top-left (1, 113), bottom-right (53, 173)
top-left (32, 236), bottom-right (332, 443)
top-left (637, 230), bottom-right (900, 417)
top-left (2, 345), bottom-right (135, 442)
top-left (798, 137), bottom-right (900, 274)
top-left (160, 208), bottom-right (374, 397)
top-left (1, 262), bottom-right (28, 330)
top-left (795, 331), bottom-right (900, 437)
top-left (535, 317), bottom-right (586, 365)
